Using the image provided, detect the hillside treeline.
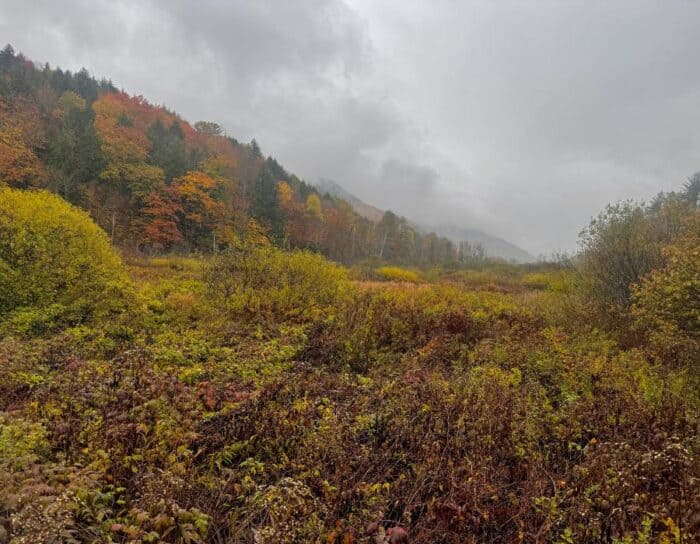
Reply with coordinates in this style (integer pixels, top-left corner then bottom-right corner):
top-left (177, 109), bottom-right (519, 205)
top-left (0, 44), bottom-right (461, 265)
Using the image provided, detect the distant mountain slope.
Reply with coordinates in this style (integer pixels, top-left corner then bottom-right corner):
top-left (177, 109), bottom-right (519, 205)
top-left (315, 179), bottom-right (534, 262)
top-left (429, 224), bottom-right (534, 263)
top-left (316, 179), bottom-right (384, 222)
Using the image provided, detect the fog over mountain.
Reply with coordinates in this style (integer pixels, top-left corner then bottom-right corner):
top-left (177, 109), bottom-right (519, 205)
top-left (1, 0), bottom-right (699, 255)
top-left (317, 179), bottom-right (534, 262)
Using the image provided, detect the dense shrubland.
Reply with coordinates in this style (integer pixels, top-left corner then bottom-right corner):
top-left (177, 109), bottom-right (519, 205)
top-left (0, 181), bottom-right (698, 543)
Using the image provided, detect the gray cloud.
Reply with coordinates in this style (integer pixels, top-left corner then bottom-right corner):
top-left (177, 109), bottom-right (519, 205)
top-left (371, 159), bottom-right (440, 219)
top-left (1, 0), bottom-right (699, 254)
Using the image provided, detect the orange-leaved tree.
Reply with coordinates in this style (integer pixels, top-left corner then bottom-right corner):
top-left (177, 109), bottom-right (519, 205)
top-left (171, 171), bottom-right (227, 248)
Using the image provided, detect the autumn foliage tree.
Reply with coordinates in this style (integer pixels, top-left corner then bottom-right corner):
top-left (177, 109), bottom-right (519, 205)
top-left (92, 93), bottom-right (165, 199)
top-left (137, 188), bottom-right (183, 250)
top-left (171, 171), bottom-right (226, 248)
top-left (0, 126), bottom-right (45, 187)
top-left (0, 97), bottom-right (46, 187)
top-left (0, 44), bottom-right (463, 265)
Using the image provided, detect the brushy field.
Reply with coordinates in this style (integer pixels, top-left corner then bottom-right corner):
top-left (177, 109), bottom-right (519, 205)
top-left (0, 190), bottom-right (698, 543)
top-left (1, 249), bottom-right (697, 543)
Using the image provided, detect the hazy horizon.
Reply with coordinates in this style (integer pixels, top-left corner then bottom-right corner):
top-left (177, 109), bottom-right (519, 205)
top-left (2, 0), bottom-right (699, 255)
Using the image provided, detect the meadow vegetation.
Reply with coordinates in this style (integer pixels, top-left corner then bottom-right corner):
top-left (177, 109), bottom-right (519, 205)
top-left (0, 185), bottom-right (697, 543)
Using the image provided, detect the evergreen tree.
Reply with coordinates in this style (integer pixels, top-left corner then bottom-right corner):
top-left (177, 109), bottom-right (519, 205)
top-left (250, 138), bottom-right (262, 159)
top-left (250, 161), bottom-right (284, 242)
top-left (46, 102), bottom-right (104, 204)
top-left (147, 119), bottom-right (189, 181)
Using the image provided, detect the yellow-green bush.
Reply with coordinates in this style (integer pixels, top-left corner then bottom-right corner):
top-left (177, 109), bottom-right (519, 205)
top-left (375, 266), bottom-right (423, 283)
top-left (205, 246), bottom-right (349, 321)
top-left (0, 188), bottom-right (130, 332)
top-left (303, 282), bottom-right (527, 372)
top-left (148, 255), bottom-right (203, 272)
top-left (521, 272), bottom-right (550, 290)
top-left (632, 213), bottom-right (700, 367)
top-left (0, 415), bottom-right (49, 468)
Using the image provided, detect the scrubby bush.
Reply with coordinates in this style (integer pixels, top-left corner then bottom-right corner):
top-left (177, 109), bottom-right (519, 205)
top-left (148, 255), bottom-right (203, 272)
top-left (376, 266), bottom-right (423, 283)
top-left (0, 416), bottom-right (49, 469)
top-left (578, 197), bottom-right (692, 305)
top-left (302, 283), bottom-right (531, 372)
top-left (0, 188), bottom-right (130, 332)
top-left (577, 201), bottom-right (663, 313)
top-left (205, 245), bottom-right (349, 321)
top-left (521, 272), bottom-right (550, 290)
top-left (632, 213), bottom-right (700, 368)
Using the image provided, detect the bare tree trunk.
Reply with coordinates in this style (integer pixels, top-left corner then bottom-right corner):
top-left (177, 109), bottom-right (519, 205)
top-left (379, 231), bottom-right (388, 258)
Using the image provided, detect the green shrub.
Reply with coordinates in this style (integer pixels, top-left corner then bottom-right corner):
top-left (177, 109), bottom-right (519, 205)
top-left (376, 266), bottom-right (423, 283)
top-left (0, 415), bottom-right (49, 468)
top-left (521, 272), bottom-right (550, 290)
top-left (632, 213), bottom-right (700, 367)
top-left (0, 188), bottom-right (130, 331)
top-left (205, 246), bottom-right (349, 321)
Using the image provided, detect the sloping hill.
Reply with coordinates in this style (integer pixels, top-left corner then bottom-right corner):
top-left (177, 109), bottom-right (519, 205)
top-left (0, 44), bottom-right (461, 266)
top-left (431, 224), bottom-right (534, 263)
top-left (316, 179), bottom-right (383, 222)
top-left (315, 179), bottom-right (534, 262)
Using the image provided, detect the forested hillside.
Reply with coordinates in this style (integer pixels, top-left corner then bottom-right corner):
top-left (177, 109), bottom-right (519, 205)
top-left (0, 45), bottom-right (467, 266)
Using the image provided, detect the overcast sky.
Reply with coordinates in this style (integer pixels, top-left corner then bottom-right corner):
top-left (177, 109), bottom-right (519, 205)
top-left (2, 0), bottom-right (699, 254)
